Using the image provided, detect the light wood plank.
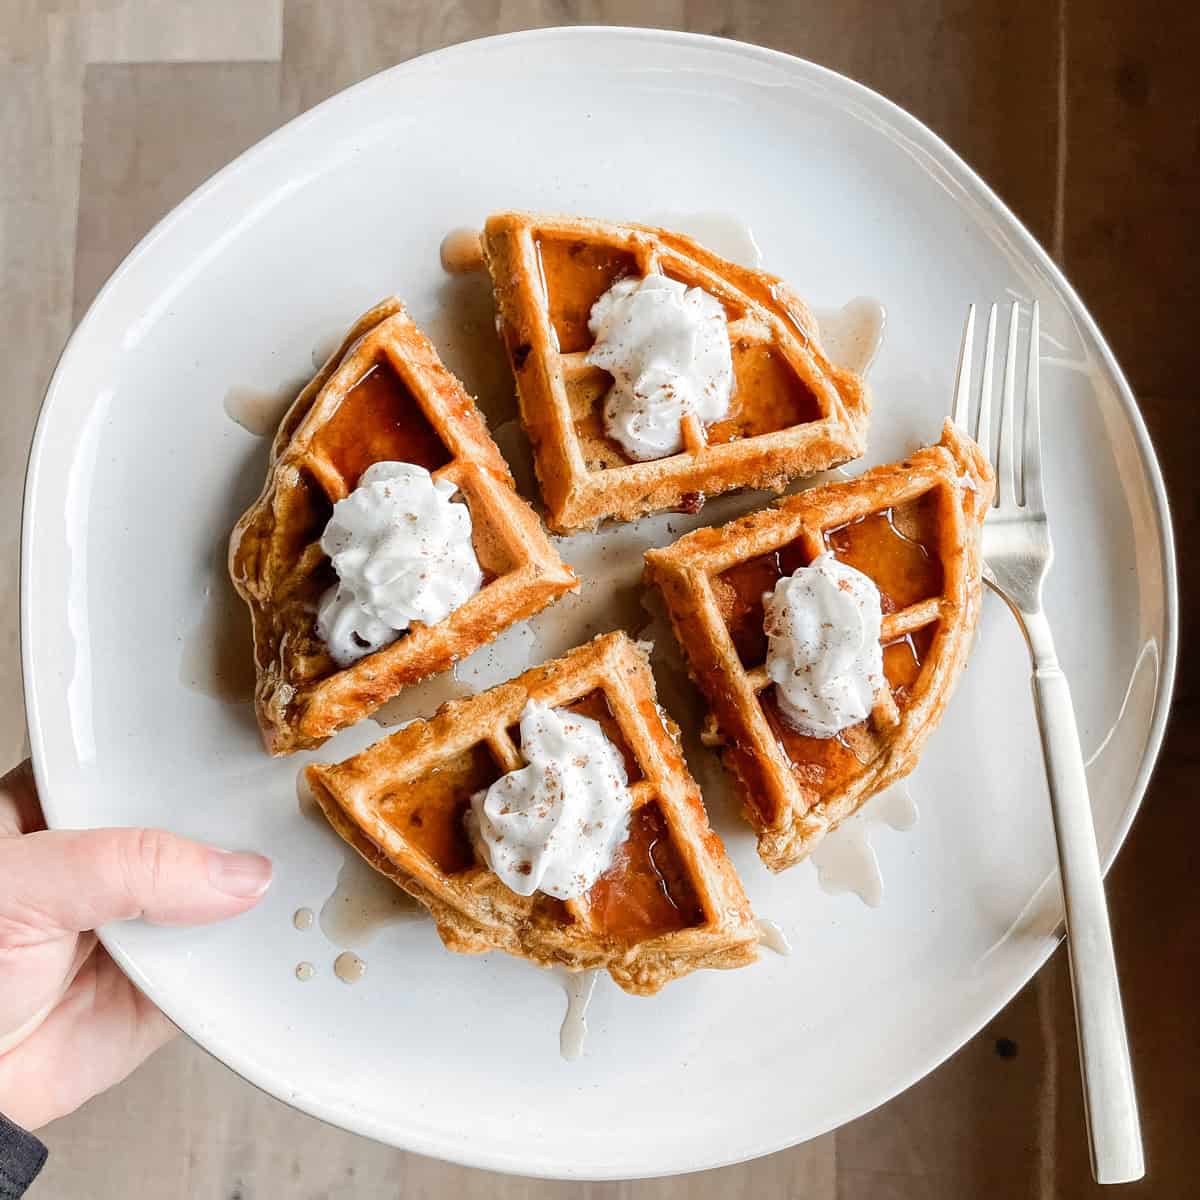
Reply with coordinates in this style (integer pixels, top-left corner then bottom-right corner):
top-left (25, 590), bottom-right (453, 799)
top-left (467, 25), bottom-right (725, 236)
top-left (74, 62), bottom-right (286, 317)
top-left (0, 0), bottom-right (282, 65)
top-left (684, 0), bottom-right (1061, 248)
top-left (281, 0), bottom-right (686, 113)
top-left (82, 0), bottom-right (283, 63)
top-left (836, 978), bottom-right (1053, 1198)
top-left (1037, 1), bottom-right (1200, 1189)
top-left (1061, 0), bottom-right (1200, 396)
top-left (9, 2), bottom-right (1193, 1198)
top-left (0, 52), bottom-right (82, 767)
top-left (39, 1034), bottom-right (833, 1198)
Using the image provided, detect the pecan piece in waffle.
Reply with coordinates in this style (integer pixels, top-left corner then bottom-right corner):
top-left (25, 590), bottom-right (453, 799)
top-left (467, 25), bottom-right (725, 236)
top-left (645, 421), bottom-right (993, 871)
top-left (482, 211), bottom-right (870, 532)
top-left (229, 298), bottom-right (576, 754)
top-left (305, 632), bottom-right (758, 995)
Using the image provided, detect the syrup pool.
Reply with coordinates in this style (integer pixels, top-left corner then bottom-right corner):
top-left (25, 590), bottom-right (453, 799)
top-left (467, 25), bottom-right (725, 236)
top-left (558, 969), bottom-right (599, 1061)
top-left (810, 783), bottom-right (919, 907)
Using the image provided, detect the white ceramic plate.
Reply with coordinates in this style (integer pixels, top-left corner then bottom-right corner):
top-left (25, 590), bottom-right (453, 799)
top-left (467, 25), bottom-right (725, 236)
top-left (22, 28), bottom-right (1176, 1180)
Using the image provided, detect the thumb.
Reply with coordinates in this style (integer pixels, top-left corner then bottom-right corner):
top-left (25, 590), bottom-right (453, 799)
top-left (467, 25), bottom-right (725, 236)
top-left (0, 828), bottom-right (272, 937)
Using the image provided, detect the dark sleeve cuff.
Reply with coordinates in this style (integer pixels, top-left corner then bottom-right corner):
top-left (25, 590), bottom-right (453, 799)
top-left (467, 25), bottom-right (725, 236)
top-left (0, 1111), bottom-right (47, 1198)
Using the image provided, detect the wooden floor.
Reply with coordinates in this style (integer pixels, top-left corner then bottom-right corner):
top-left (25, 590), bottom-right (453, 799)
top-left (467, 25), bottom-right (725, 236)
top-left (3, 2), bottom-right (1197, 1196)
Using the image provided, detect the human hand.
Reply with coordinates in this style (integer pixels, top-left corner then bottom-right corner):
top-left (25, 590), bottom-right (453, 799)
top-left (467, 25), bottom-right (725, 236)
top-left (0, 760), bottom-right (272, 1129)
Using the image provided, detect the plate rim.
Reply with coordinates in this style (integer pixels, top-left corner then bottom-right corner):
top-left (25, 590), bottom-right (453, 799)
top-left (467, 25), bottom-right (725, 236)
top-left (20, 25), bottom-right (1179, 1180)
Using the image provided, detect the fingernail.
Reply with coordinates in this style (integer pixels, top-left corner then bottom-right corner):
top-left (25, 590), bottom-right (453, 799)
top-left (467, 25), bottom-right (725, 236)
top-left (207, 849), bottom-right (273, 899)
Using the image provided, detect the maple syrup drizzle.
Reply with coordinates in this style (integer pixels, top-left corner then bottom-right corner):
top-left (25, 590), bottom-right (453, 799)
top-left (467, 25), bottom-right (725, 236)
top-left (769, 282), bottom-right (813, 348)
top-left (534, 236), bottom-right (638, 354)
top-left (374, 742), bottom-right (499, 876)
top-left (883, 507), bottom-right (927, 551)
top-left (587, 804), bottom-right (702, 940)
top-left (811, 783), bottom-right (919, 907)
top-left (824, 495), bottom-right (942, 612)
top-left (317, 848), bottom-right (420, 948)
top-left (713, 541), bottom-right (811, 667)
top-left (706, 338), bottom-right (823, 444)
top-left (883, 624), bottom-right (936, 701)
top-left (827, 506), bottom-right (930, 558)
top-left (223, 384), bottom-right (295, 437)
top-left (813, 298), bottom-right (888, 375)
top-left (439, 227), bottom-right (485, 274)
top-left (333, 951), bottom-right (367, 985)
top-left (658, 211), bottom-right (763, 268)
top-left (314, 361), bottom-right (451, 488)
top-left (559, 969), bottom-right (599, 1061)
top-left (762, 690), bottom-right (871, 796)
top-left (834, 729), bottom-right (874, 765)
top-left (755, 918), bottom-right (792, 955)
top-left (647, 832), bottom-right (679, 914)
top-left (761, 614), bottom-right (936, 790)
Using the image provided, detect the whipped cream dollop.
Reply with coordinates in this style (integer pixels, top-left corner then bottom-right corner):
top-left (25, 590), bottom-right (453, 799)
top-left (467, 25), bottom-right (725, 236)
top-left (467, 700), bottom-right (633, 900)
top-left (764, 552), bottom-right (885, 738)
top-left (586, 273), bottom-right (733, 461)
top-left (316, 461), bottom-right (483, 667)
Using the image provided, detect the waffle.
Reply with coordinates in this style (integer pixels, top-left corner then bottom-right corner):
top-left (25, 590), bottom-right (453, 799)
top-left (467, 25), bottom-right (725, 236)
top-left (305, 632), bottom-right (759, 995)
top-left (644, 421), bottom-right (993, 872)
top-left (481, 211), bottom-right (871, 533)
top-left (229, 298), bottom-right (577, 755)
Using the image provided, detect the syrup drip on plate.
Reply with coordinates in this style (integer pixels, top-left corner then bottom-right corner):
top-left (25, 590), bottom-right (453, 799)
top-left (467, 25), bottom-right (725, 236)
top-left (296, 770), bottom-right (420, 948)
top-left (440, 227), bottom-right (485, 274)
top-left (813, 298), bottom-right (887, 376)
top-left (223, 384), bottom-right (296, 437)
top-left (647, 211), bottom-right (764, 270)
top-left (646, 216), bottom-right (885, 376)
top-left (318, 846), bottom-right (421, 949)
top-left (426, 239), bottom-right (516, 427)
top-left (810, 782), bottom-right (918, 907)
top-left (559, 968), bottom-right (599, 1061)
top-left (333, 952), bottom-right (367, 985)
top-left (755, 918), bottom-right (792, 956)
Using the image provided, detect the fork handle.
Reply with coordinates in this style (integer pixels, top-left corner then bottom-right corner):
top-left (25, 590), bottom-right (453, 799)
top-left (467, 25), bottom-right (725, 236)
top-left (1026, 612), bottom-right (1144, 1184)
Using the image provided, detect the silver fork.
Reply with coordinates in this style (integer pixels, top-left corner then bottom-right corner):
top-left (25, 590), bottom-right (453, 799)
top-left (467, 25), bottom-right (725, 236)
top-left (953, 302), bottom-right (1143, 1184)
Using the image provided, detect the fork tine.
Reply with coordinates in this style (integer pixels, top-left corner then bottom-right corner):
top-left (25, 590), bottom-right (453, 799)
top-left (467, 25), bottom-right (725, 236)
top-left (1022, 301), bottom-right (1044, 512)
top-left (975, 303), bottom-right (998, 471)
top-left (996, 301), bottom-right (1021, 506)
top-left (952, 304), bottom-right (975, 427)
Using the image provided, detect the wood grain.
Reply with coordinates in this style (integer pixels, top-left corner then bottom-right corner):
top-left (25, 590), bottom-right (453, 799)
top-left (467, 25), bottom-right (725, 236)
top-left (3, 1), bottom-right (1195, 1196)
top-left (0, 54), bottom-right (81, 768)
top-left (74, 62), bottom-right (287, 317)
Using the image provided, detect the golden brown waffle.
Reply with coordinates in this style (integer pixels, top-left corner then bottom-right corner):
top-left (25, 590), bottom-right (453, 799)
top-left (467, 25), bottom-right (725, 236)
top-left (482, 211), bottom-right (870, 533)
top-left (229, 298), bottom-right (577, 755)
top-left (645, 421), bottom-right (993, 872)
top-left (305, 632), bottom-right (759, 995)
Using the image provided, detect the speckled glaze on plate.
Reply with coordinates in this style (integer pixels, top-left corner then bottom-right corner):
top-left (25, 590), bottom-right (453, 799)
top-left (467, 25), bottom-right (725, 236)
top-left (21, 27), bottom-right (1176, 1181)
